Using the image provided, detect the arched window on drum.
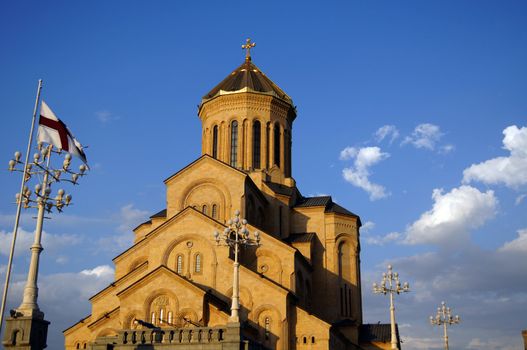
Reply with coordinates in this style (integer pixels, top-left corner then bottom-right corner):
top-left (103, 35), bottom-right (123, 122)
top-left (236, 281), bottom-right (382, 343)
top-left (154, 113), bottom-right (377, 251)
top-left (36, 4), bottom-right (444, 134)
top-left (253, 121), bottom-right (261, 169)
top-left (212, 125), bottom-right (218, 159)
top-left (230, 120), bottom-right (238, 167)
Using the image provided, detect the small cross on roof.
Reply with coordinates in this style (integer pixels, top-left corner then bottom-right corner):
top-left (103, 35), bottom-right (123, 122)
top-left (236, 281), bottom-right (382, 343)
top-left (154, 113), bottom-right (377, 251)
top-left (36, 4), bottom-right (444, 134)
top-left (242, 38), bottom-right (256, 61)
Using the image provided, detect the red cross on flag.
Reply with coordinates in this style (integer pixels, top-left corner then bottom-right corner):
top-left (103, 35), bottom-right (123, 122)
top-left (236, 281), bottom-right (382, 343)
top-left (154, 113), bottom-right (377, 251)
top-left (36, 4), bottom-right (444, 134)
top-left (37, 101), bottom-right (88, 165)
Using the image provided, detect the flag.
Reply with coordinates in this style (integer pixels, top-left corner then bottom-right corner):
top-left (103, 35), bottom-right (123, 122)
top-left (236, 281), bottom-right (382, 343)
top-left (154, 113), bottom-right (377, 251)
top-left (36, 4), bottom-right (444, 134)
top-left (37, 101), bottom-right (88, 165)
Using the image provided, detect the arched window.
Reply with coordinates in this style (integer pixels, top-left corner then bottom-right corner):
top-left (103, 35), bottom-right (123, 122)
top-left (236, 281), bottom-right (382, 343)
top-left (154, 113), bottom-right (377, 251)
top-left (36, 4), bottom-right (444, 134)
top-left (176, 255), bottom-right (183, 274)
top-left (253, 121), bottom-right (261, 169)
top-left (212, 204), bottom-right (218, 219)
top-left (264, 317), bottom-right (271, 340)
top-left (168, 311), bottom-right (173, 324)
top-left (160, 309), bottom-right (164, 324)
top-left (230, 121), bottom-right (238, 167)
top-left (212, 125), bottom-right (218, 158)
top-left (76, 343), bottom-right (80, 349)
top-left (151, 312), bottom-right (156, 325)
top-left (83, 343), bottom-right (87, 349)
top-left (338, 241), bottom-right (352, 280)
top-left (285, 130), bottom-right (292, 177)
top-left (195, 253), bottom-right (202, 273)
top-left (274, 123), bottom-right (280, 167)
top-left (202, 205), bottom-right (208, 215)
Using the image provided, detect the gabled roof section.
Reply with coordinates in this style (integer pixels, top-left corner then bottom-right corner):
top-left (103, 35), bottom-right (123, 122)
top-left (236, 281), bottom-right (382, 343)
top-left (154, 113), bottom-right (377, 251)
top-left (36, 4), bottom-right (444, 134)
top-left (116, 265), bottom-right (205, 298)
top-left (294, 195), bottom-right (361, 224)
top-left (63, 314), bottom-right (91, 334)
top-left (150, 209), bottom-right (167, 218)
top-left (113, 206), bottom-right (225, 262)
top-left (87, 306), bottom-right (120, 329)
top-left (164, 155), bottom-right (247, 184)
top-left (264, 181), bottom-right (298, 197)
top-left (327, 202), bottom-right (359, 217)
top-left (295, 196), bottom-right (332, 207)
top-left (201, 59), bottom-right (293, 107)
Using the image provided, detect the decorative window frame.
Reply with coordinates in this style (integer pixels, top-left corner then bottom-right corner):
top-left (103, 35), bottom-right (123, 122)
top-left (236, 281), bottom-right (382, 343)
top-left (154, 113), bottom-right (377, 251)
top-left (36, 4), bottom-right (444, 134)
top-left (193, 252), bottom-right (203, 274)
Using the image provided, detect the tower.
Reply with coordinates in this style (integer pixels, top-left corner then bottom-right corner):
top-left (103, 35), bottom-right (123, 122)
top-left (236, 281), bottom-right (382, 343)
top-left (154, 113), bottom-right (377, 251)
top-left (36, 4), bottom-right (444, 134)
top-left (199, 39), bottom-right (296, 184)
top-left (64, 40), bottom-right (363, 350)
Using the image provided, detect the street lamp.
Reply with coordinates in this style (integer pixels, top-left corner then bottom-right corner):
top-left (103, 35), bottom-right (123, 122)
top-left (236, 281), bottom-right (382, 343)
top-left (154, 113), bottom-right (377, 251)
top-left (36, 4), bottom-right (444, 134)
top-left (213, 210), bottom-right (260, 323)
top-left (373, 265), bottom-right (410, 350)
top-left (430, 301), bottom-right (460, 350)
top-left (5, 144), bottom-right (87, 318)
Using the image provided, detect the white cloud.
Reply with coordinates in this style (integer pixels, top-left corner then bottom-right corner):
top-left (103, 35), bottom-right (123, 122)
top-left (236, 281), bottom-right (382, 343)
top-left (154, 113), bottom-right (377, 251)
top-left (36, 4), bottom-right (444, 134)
top-left (463, 125), bottom-right (527, 189)
top-left (95, 110), bottom-right (119, 123)
top-left (499, 228), bottom-right (527, 253)
top-left (92, 204), bottom-right (148, 254)
top-left (467, 337), bottom-right (519, 350)
top-left (402, 123), bottom-right (443, 150)
top-left (80, 265), bottom-right (114, 278)
top-left (116, 204), bottom-right (149, 233)
top-left (439, 144), bottom-right (455, 154)
top-left (0, 228), bottom-right (82, 256)
top-left (339, 146), bottom-right (358, 161)
top-left (401, 336), bottom-right (443, 350)
top-left (374, 125), bottom-right (400, 144)
top-left (515, 193), bottom-right (527, 205)
top-left (404, 186), bottom-right (498, 245)
top-left (341, 147), bottom-right (390, 201)
top-left (361, 221), bottom-right (375, 233)
top-left (365, 232), bottom-right (401, 245)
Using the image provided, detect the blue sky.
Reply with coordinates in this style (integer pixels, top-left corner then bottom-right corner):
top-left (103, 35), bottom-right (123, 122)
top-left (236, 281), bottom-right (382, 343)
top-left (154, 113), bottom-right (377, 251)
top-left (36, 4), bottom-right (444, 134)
top-left (1, 1), bottom-right (526, 349)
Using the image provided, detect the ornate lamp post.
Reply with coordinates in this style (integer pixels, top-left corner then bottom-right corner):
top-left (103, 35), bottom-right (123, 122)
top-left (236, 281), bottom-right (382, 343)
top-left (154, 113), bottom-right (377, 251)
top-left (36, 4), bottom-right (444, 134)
top-left (214, 210), bottom-right (260, 323)
top-left (1, 142), bottom-right (87, 348)
top-left (430, 301), bottom-right (460, 350)
top-left (373, 265), bottom-right (410, 350)
top-left (10, 144), bottom-right (87, 315)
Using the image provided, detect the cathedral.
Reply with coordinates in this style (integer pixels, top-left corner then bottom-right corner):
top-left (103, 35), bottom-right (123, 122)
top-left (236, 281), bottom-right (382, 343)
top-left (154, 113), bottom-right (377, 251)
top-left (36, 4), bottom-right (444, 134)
top-left (61, 42), bottom-right (390, 350)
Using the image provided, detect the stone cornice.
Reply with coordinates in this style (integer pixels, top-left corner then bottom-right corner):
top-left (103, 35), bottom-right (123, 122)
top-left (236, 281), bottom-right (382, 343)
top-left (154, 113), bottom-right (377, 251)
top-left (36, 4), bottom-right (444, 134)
top-left (199, 93), bottom-right (293, 122)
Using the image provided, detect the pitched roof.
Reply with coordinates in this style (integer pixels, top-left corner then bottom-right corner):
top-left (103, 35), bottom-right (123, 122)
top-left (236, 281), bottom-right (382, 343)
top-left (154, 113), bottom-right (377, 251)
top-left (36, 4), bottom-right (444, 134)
top-left (294, 196), bottom-right (360, 221)
top-left (264, 181), bottom-right (297, 197)
top-left (359, 324), bottom-right (400, 343)
top-left (201, 59), bottom-right (294, 106)
top-left (150, 209), bottom-right (166, 218)
top-left (295, 196), bottom-right (332, 207)
top-left (327, 202), bottom-right (359, 217)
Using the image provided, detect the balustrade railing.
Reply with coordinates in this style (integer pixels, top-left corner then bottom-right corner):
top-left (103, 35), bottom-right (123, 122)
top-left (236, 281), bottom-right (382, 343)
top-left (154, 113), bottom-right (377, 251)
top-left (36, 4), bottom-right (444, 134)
top-left (117, 326), bottom-right (227, 345)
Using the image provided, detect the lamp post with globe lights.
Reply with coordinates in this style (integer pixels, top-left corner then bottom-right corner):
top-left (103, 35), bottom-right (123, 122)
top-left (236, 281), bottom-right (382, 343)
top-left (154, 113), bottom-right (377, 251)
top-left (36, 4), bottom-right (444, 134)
top-left (373, 265), bottom-right (410, 350)
top-left (430, 301), bottom-right (460, 350)
top-left (0, 143), bottom-right (87, 333)
top-left (213, 210), bottom-right (260, 323)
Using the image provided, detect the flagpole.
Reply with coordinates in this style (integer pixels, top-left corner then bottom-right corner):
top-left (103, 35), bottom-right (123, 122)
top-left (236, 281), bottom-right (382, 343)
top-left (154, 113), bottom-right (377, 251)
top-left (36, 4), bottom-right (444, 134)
top-left (0, 79), bottom-right (43, 334)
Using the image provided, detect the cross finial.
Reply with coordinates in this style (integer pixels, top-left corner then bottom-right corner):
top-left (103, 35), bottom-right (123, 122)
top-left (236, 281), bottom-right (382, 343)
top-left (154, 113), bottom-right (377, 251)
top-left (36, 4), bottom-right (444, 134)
top-left (242, 38), bottom-right (256, 61)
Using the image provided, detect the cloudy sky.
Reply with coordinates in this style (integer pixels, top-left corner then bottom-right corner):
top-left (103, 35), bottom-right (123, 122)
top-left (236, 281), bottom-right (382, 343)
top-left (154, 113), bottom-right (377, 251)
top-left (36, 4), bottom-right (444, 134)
top-left (0, 1), bottom-right (526, 349)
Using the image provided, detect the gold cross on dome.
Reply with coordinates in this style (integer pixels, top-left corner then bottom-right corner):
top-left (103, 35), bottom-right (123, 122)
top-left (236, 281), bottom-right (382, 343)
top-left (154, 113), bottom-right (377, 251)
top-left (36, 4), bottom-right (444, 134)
top-left (242, 38), bottom-right (256, 61)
